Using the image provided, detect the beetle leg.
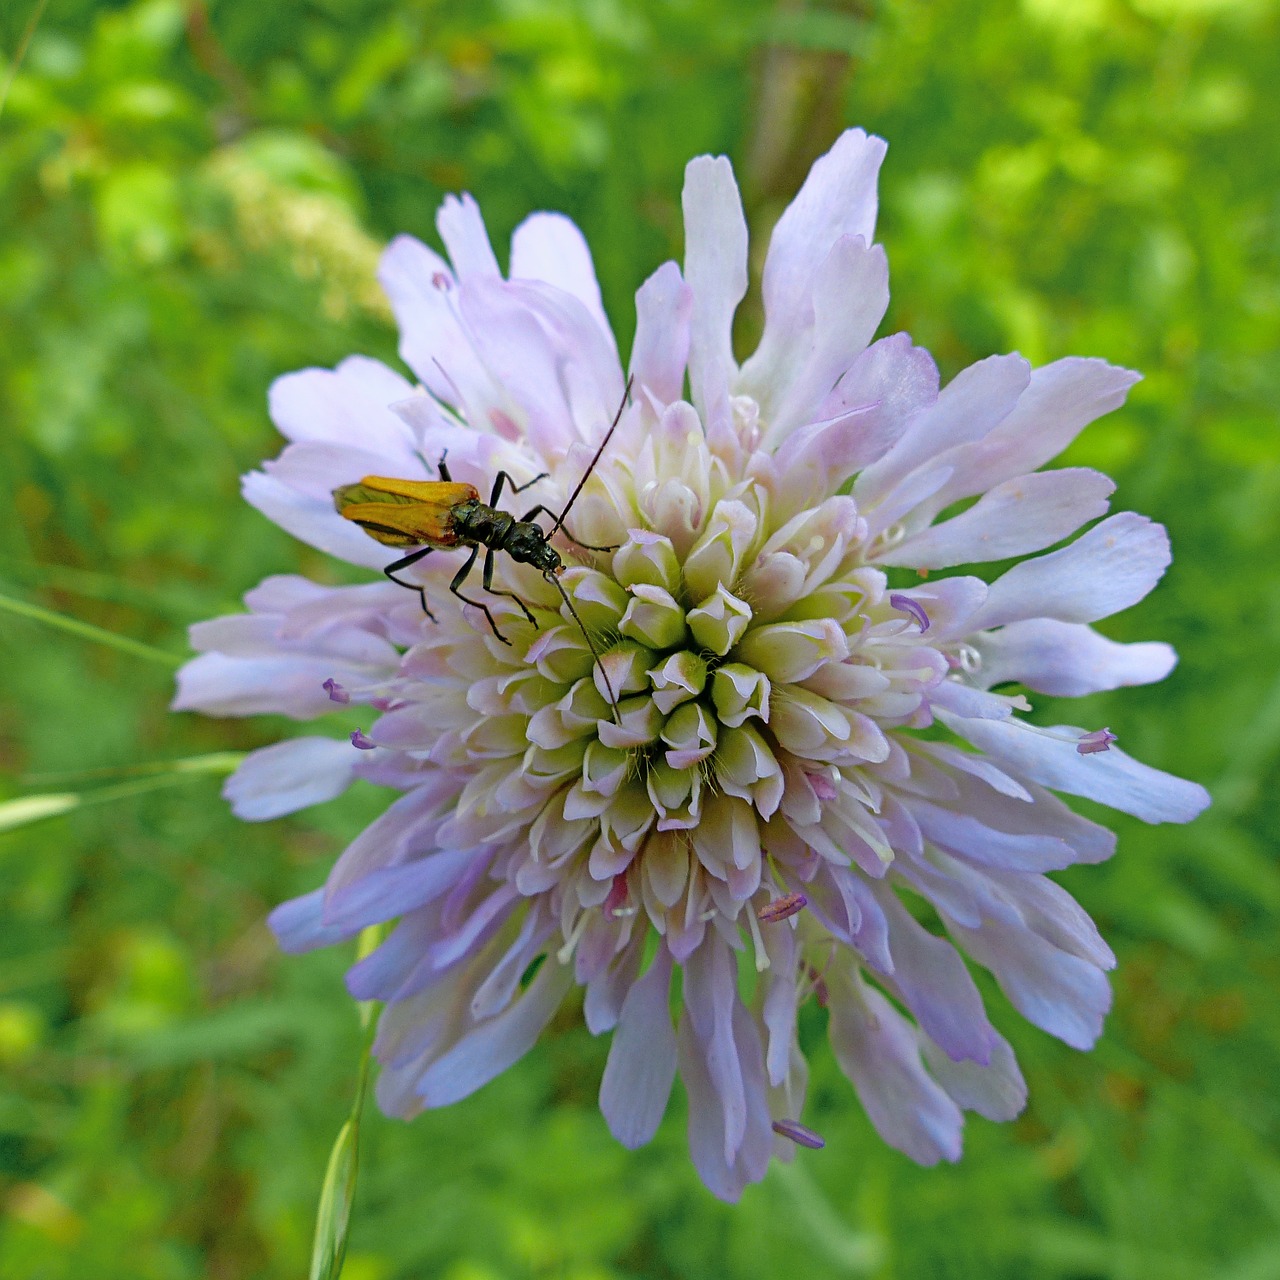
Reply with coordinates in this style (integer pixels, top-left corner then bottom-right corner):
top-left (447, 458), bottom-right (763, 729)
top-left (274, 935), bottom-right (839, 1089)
top-left (384, 546), bottom-right (436, 619)
top-left (480, 546), bottom-right (537, 625)
top-left (489, 470), bottom-right (549, 506)
top-left (449, 545), bottom-right (509, 643)
top-left (520, 504), bottom-right (619, 553)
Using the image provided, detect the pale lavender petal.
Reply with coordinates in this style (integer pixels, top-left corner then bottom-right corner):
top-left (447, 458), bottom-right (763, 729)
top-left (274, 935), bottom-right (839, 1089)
top-left (676, 995), bottom-right (773, 1203)
top-left (968, 512), bottom-right (1171, 630)
top-left (937, 710), bottom-right (1211, 824)
top-left (268, 888), bottom-right (359, 954)
top-left (854, 354), bottom-right (1031, 514)
top-left (377, 233), bottom-right (494, 402)
top-left (755, 128), bottom-right (885, 353)
top-left (948, 912), bottom-right (1112, 1051)
top-left (173, 652), bottom-right (361, 720)
top-left (928, 358), bottom-right (1141, 509)
top-left (682, 155), bottom-right (748, 429)
top-left (757, 236), bottom-right (890, 440)
top-left (877, 468), bottom-right (1115, 569)
top-left (267, 360), bottom-right (419, 467)
top-left (600, 949), bottom-right (677, 1148)
top-left (828, 975), bottom-right (963, 1164)
top-left (416, 956), bottom-right (575, 1106)
top-left (242, 464), bottom-right (399, 569)
top-left (436, 192), bottom-right (500, 280)
top-left (874, 888), bottom-right (995, 1064)
top-left (820, 333), bottom-right (940, 468)
top-left (920, 1029), bottom-right (1027, 1122)
top-left (223, 736), bottom-right (356, 820)
top-left (510, 211), bottom-right (614, 346)
top-left (630, 261), bottom-right (692, 406)
top-left (974, 619), bottom-right (1178, 697)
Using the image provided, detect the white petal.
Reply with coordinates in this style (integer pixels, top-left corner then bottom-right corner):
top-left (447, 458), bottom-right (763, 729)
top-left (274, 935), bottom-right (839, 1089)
top-left (877, 468), bottom-right (1115, 569)
top-left (975, 619), bottom-right (1177, 696)
top-left (510, 211), bottom-right (613, 343)
top-left (937, 710), bottom-right (1211, 824)
top-left (599, 950), bottom-right (678, 1148)
top-left (968, 512), bottom-right (1171, 630)
top-left (682, 155), bottom-right (748, 429)
top-left (630, 261), bottom-right (692, 405)
top-left (224, 737), bottom-right (356, 820)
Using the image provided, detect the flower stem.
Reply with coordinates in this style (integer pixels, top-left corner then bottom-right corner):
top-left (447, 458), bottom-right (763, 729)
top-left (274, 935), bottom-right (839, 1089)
top-left (0, 590), bottom-right (185, 667)
top-left (308, 927), bottom-right (383, 1280)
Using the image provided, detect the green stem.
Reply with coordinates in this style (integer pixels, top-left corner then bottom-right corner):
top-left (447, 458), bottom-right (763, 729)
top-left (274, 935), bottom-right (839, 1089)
top-left (0, 590), bottom-right (185, 667)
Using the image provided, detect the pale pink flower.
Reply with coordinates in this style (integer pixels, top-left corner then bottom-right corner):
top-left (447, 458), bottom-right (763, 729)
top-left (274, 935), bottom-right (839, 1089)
top-left (174, 129), bottom-right (1209, 1201)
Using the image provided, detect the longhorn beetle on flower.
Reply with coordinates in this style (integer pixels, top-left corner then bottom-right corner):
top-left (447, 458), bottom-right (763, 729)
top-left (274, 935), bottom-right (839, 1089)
top-left (332, 379), bottom-right (633, 721)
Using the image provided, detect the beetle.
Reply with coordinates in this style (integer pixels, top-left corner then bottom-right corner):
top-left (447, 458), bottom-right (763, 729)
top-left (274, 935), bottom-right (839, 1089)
top-left (332, 379), bottom-right (631, 717)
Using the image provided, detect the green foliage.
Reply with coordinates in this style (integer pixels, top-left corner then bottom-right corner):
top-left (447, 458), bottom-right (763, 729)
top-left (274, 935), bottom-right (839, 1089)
top-left (1, 0), bottom-right (1278, 1276)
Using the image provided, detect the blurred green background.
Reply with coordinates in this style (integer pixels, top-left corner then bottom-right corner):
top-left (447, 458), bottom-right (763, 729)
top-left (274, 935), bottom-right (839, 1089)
top-left (1, 0), bottom-right (1278, 1276)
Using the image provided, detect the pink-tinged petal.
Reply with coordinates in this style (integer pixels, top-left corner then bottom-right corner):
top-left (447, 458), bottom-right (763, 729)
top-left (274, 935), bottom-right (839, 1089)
top-left (630, 261), bottom-right (692, 406)
top-left (510, 211), bottom-right (614, 346)
top-left (223, 737), bottom-right (356, 820)
top-left (948, 912), bottom-right (1111, 1050)
top-left (928, 358), bottom-right (1141, 509)
top-left (682, 155), bottom-right (748, 429)
top-left (173, 652), bottom-right (361, 720)
top-left (241, 468), bottom-right (394, 570)
top-left (821, 333), bottom-right (940, 467)
top-left (761, 922), bottom-right (799, 1085)
top-left (968, 512), bottom-right (1171, 630)
top-left (436, 192), bottom-right (500, 280)
top-left (877, 468), bottom-right (1115, 569)
top-left (874, 888), bottom-right (995, 1064)
top-left (828, 974), bottom-right (963, 1164)
top-left (600, 949), bottom-right (677, 1148)
top-left (416, 956), bottom-right (574, 1107)
top-left (683, 938), bottom-right (747, 1164)
top-left (377, 234), bottom-right (496, 403)
top-left (854, 354), bottom-right (1031, 514)
top-left (755, 128), bottom-right (886, 349)
top-left (974, 619), bottom-right (1178, 697)
top-left (584, 928), bottom-right (647, 1034)
top-left (936, 710), bottom-right (1211, 824)
top-left (267, 888), bottom-right (360, 954)
top-left (920, 1029), bottom-right (1027, 1122)
top-left (267, 359), bottom-right (419, 467)
top-left (761, 237), bottom-right (890, 440)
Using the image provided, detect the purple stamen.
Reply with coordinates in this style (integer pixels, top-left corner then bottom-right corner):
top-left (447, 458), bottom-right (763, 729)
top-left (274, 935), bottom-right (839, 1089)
top-left (350, 729), bottom-right (377, 750)
top-left (772, 1118), bottom-right (826, 1150)
top-left (757, 892), bottom-right (808, 924)
top-left (889, 592), bottom-right (930, 633)
top-left (431, 271), bottom-right (451, 291)
top-left (805, 771), bottom-right (838, 803)
top-left (323, 678), bottom-right (350, 704)
top-left (1077, 727), bottom-right (1117, 755)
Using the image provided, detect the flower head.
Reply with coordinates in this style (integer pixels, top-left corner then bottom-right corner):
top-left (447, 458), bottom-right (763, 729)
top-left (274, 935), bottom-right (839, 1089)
top-left (174, 129), bottom-right (1210, 1201)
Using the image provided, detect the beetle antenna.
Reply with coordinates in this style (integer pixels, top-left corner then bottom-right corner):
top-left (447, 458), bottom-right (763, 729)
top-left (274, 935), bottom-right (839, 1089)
top-left (547, 376), bottom-right (633, 542)
top-left (547, 572), bottom-right (621, 725)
